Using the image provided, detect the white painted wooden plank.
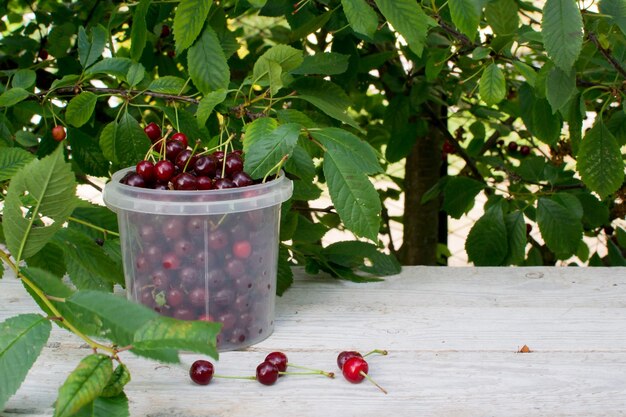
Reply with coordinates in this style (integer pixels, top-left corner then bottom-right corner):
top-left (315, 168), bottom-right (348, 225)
top-left (2, 267), bottom-right (626, 416)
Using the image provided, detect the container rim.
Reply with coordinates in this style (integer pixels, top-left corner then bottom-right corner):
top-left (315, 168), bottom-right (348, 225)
top-left (103, 167), bottom-right (293, 215)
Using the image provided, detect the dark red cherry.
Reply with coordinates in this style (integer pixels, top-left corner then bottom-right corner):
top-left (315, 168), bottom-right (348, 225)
top-left (173, 173), bottom-right (198, 190)
top-left (136, 160), bottom-right (156, 182)
top-left (188, 287), bottom-right (207, 308)
top-left (520, 145), bottom-right (531, 156)
top-left (225, 153), bottom-right (244, 175)
top-left (207, 229), bottom-right (229, 250)
top-left (160, 24), bottom-right (171, 38)
top-left (155, 160), bottom-right (175, 182)
top-left (124, 173), bottom-right (146, 188)
top-left (508, 141), bottom-right (518, 152)
top-left (212, 150), bottom-right (225, 162)
top-left (175, 150), bottom-right (197, 172)
top-left (165, 140), bottom-right (185, 162)
top-left (144, 122), bottom-right (161, 142)
top-left (337, 351), bottom-right (362, 370)
top-left (194, 156), bottom-right (217, 177)
top-left (162, 252), bottom-right (181, 269)
top-left (196, 176), bottom-right (213, 190)
top-left (166, 288), bottom-right (184, 307)
top-left (214, 178), bottom-right (235, 189)
top-left (171, 132), bottom-right (188, 149)
top-left (231, 171), bottom-right (254, 188)
top-left (265, 352), bottom-right (288, 373)
top-left (256, 361), bottom-right (279, 385)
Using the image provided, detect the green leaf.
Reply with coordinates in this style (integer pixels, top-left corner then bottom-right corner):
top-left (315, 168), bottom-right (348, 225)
top-left (12, 69), bottom-right (36, 89)
top-left (126, 62), bottom-right (145, 87)
top-left (67, 127), bottom-right (110, 177)
top-left (0, 314), bottom-right (51, 410)
top-left (196, 89), bottom-right (227, 127)
top-left (442, 177), bottom-right (486, 219)
top-left (3, 146), bottom-right (77, 261)
top-left (449, 0), bottom-right (483, 41)
top-left (532, 98), bottom-right (562, 145)
top-left (504, 211), bottom-right (527, 265)
top-left (541, 0), bottom-right (583, 71)
top-left (599, 0), bottom-right (626, 36)
top-left (322, 147), bottom-right (381, 241)
top-left (479, 63), bottom-right (506, 106)
top-left (188, 26), bottom-right (230, 94)
top-left (323, 241), bottom-right (401, 275)
top-left (75, 393), bottom-right (129, 417)
top-left (291, 78), bottom-right (361, 131)
top-left (285, 143), bottom-right (316, 181)
top-left (513, 61), bottom-right (537, 87)
top-left (130, 0), bottom-right (151, 61)
top-left (311, 128), bottom-right (381, 175)
top-left (546, 67), bottom-right (576, 114)
top-left (173, 0), bottom-right (213, 54)
top-left (15, 131), bottom-right (38, 147)
top-left (243, 123), bottom-right (300, 179)
top-left (148, 76), bottom-right (187, 94)
top-left (577, 121), bottom-right (624, 199)
top-left (52, 228), bottom-right (122, 291)
top-left (115, 113), bottom-right (151, 167)
top-left (50, 75), bottom-right (81, 90)
top-left (101, 365), bottom-right (130, 398)
top-left (291, 53), bottom-right (350, 75)
top-left (86, 58), bottom-right (132, 80)
top-left (465, 205), bottom-right (508, 266)
top-left (576, 192), bottom-right (609, 229)
top-left (374, 0), bottom-right (436, 57)
top-left (133, 316), bottom-right (220, 359)
top-left (485, 0), bottom-right (520, 35)
top-left (277, 245), bottom-right (294, 296)
top-left (341, 0), bottom-right (378, 38)
top-left (0, 88), bottom-right (30, 107)
top-left (253, 45), bottom-right (303, 88)
top-left (98, 121), bottom-right (118, 163)
top-left (607, 238), bottom-right (626, 266)
top-left (0, 147), bottom-right (35, 181)
top-left (66, 291), bottom-right (179, 363)
top-left (66, 92), bottom-right (97, 127)
top-left (537, 197), bottom-right (583, 258)
top-left (55, 354), bottom-right (113, 417)
top-left (265, 60), bottom-right (284, 95)
top-left (78, 25), bottom-right (107, 69)
top-left (163, 107), bottom-right (210, 146)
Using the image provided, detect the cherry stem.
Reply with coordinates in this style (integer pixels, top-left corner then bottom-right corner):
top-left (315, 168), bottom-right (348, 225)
top-left (363, 349), bottom-right (388, 358)
top-left (286, 363), bottom-right (335, 378)
top-left (360, 371), bottom-right (387, 395)
top-left (280, 371), bottom-right (335, 378)
top-left (183, 139), bottom-right (201, 172)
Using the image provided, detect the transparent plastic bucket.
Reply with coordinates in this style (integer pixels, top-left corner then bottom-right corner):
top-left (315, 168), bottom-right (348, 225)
top-left (103, 168), bottom-right (293, 351)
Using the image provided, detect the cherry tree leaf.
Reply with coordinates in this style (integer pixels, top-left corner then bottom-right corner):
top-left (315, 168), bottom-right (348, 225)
top-left (466, 205), bottom-right (508, 266)
top-left (537, 197), bottom-right (583, 258)
top-left (449, 0), bottom-right (483, 41)
top-left (173, 0), bottom-right (213, 54)
top-left (479, 63), bottom-right (506, 106)
top-left (542, 0), bottom-right (583, 70)
top-left (374, 0), bottom-right (436, 57)
top-left (66, 92), bottom-right (97, 127)
top-left (0, 147), bottom-right (34, 181)
top-left (341, 0), bottom-right (378, 39)
top-left (130, 0), bottom-right (150, 61)
top-left (188, 26), bottom-right (230, 94)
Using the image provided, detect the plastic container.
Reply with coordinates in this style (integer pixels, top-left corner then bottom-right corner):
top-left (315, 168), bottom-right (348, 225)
top-left (103, 168), bottom-right (293, 350)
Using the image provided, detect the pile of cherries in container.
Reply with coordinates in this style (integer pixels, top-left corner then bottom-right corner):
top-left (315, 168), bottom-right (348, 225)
top-left (120, 122), bottom-right (279, 350)
top-left (120, 122), bottom-right (255, 190)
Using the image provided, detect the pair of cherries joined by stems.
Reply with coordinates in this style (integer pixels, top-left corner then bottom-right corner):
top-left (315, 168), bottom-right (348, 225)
top-left (189, 349), bottom-right (387, 393)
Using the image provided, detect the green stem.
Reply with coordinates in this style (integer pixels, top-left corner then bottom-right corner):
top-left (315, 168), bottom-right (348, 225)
top-left (360, 371), bottom-right (388, 394)
top-left (286, 363), bottom-right (335, 378)
top-left (69, 217), bottom-right (120, 237)
top-left (362, 349), bottom-right (388, 358)
top-left (213, 374), bottom-right (256, 380)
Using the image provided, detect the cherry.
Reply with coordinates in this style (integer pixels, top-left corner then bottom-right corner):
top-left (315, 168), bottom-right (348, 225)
top-left (155, 160), bottom-right (175, 182)
top-left (136, 160), bottom-right (156, 182)
top-left (508, 141), bottom-right (518, 152)
top-left (520, 145), bottom-right (531, 156)
top-left (342, 357), bottom-right (387, 394)
top-left (162, 252), bottom-right (181, 269)
top-left (265, 352), bottom-right (288, 372)
top-left (188, 287), bottom-right (207, 307)
top-left (196, 176), bottom-right (213, 190)
top-left (173, 308), bottom-right (195, 320)
top-left (212, 150), bottom-right (225, 162)
top-left (124, 173), bottom-right (146, 188)
top-left (52, 125), bottom-right (66, 142)
top-left (144, 122), bottom-right (162, 142)
top-left (179, 266), bottom-right (199, 287)
top-left (231, 171), bottom-right (254, 188)
top-left (442, 140), bottom-right (455, 154)
top-left (207, 229), bottom-right (229, 250)
top-left (214, 178), bottom-right (235, 189)
top-left (165, 140), bottom-right (185, 161)
top-left (232, 240), bottom-right (252, 259)
top-left (38, 49), bottom-right (48, 60)
top-left (337, 351), bottom-right (362, 370)
top-left (256, 361), bottom-right (280, 386)
top-left (175, 150), bottom-right (197, 172)
top-left (173, 173), bottom-right (198, 190)
top-left (225, 153), bottom-right (244, 175)
top-left (171, 132), bottom-right (188, 149)
top-left (160, 24), bottom-right (171, 38)
top-left (166, 288), bottom-right (184, 307)
top-left (190, 360), bottom-right (214, 385)
top-left (162, 218), bottom-right (184, 240)
top-left (526, 223), bottom-right (532, 235)
top-left (194, 155), bottom-right (218, 177)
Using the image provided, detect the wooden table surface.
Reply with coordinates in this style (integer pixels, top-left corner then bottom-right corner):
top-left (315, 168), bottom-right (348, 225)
top-left (2, 267), bottom-right (626, 417)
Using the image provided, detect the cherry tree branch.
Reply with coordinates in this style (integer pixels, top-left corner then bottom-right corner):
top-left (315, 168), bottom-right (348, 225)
top-left (38, 86), bottom-right (201, 104)
top-left (588, 31), bottom-right (626, 80)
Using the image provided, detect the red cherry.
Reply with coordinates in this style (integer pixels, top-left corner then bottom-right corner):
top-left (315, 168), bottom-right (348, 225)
top-left (342, 356), bottom-right (369, 383)
top-left (520, 145), bottom-right (531, 156)
top-left (173, 173), bottom-right (198, 190)
top-left (166, 288), bottom-right (184, 307)
top-left (171, 132), bottom-right (189, 149)
top-left (256, 361), bottom-right (280, 385)
top-left (136, 160), bottom-right (155, 182)
top-left (225, 153), bottom-right (244, 175)
top-left (52, 125), bottom-right (66, 142)
top-left (508, 141), bottom-right (518, 152)
top-left (175, 149), bottom-right (197, 171)
top-left (155, 160), bottom-right (175, 182)
top-left (231, 171), bottom-right (254, 188)
top-left (265, 352), bottom-right (288, 373)
top-left (337, 351), bottom-right (362, 370)
top-left (442, 140), bottom-right (455, 154)
top-left (194, 156), bottom-right (218, 177)
top-left (190, 360), bottom-right (214, 385)
top-left (144, 122), bottom-right (161, 142)
top-left (160, 24), bottom-right (171, 38)
top-left (214, 178), bottom-right (235, 189)
top-left (123, 173), bottom-right (146, 188)
top-left (38, 49), bottom-right (49, 60)
top-left (165, 140), bottom-right (185, 162)
top-left (232, 240), bottom-right (252, 259)
top-left (196, 176), bottom-right (213, 190)
top-left (162, 252), bottom-right (181, 269)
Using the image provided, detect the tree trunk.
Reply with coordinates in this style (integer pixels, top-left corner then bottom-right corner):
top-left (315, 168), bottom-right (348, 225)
top-left (398, 125), bottom-right (445, 265)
